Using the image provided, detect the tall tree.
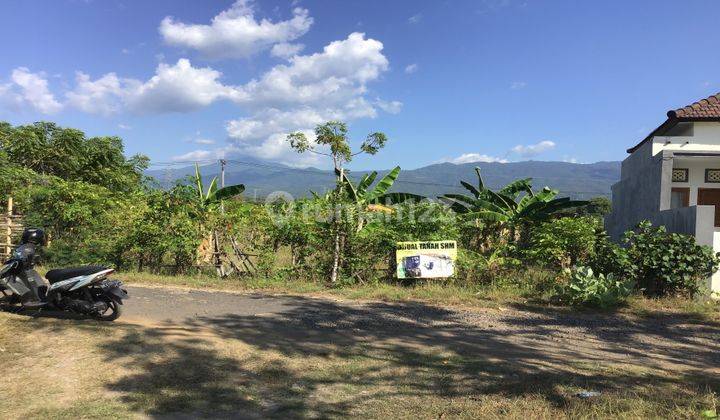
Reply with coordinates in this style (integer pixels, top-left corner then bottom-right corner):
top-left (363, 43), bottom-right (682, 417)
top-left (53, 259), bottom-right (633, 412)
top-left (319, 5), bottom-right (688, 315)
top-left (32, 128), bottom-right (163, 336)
top-left (0, 121), bottom-right (148, 192)
top-left (287, 121), bottom-right (389, 283)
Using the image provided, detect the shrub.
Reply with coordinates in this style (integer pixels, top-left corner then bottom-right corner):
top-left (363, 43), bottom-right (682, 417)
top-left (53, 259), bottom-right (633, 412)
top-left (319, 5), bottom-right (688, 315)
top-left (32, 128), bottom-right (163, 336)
top-left (454, 248), bottom-right (521, 285)
top-left (624, 221), bottom-right (720, 297)
top-left (588, 234), bottom-right (631, 279)
top-left (556, 266), bottom-right (634, 308)
top-left (525, 217), bottom-right (599, 269)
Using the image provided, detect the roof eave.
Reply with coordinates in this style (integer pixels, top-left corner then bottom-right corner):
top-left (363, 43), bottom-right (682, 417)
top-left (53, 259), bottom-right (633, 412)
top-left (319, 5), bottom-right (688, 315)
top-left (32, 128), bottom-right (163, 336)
top-left (626, 115), bottom-right (720, 154)
top-left (626, 117), bottom-right (676, 154)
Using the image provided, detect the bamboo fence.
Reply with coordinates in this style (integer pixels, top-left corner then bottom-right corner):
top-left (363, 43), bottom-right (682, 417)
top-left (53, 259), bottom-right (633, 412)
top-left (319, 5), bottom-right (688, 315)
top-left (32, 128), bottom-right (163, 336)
top-left (1, 197), bottom-right (24, 260)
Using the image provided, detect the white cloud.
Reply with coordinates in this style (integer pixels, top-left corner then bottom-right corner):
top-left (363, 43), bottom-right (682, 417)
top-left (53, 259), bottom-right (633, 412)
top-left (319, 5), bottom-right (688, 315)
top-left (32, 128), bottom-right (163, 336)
top-left (408, 13), bottom-right (422, 24)
top-left (447, 153), bottom-right (508, 164)
top-left (118, 123), bottom-right (131, 130)
top-left (404, 63), bottom-right (418, 74)
top-left (194, 138), bottom-right (216, 145)
top-left (510, 81), bottom-right (526, 90)
top-left (65, 59), bottom-right (244, 114)
top-left (231, 130), bottom-right (324, 167)
top-left (66, 72), bottom-right (125, 115)
top-left (227, 108), bottom-right (325, 142)
top-left (233, 32), bottom-right (388, 108)
top-left (563, 156), bottom-right (578, 164)
top-left (58, 32), bottom-right (395, 139)
top-left (222, 33), bottom-right (395, 165)
top-left (171, 149), bottom-right (214, 162)
top-left (1, 68), bottom-right (63, 114)
top-left (510, 140), bottom-right (556, 157)
top-left (5, 31), bottom-right (399, 167)
top-left (159, 0), bottom-right (313, 59)
top-left (125, 59), bottom-right (243, 113)
top-left (375, 99), bottom-right (402, 114)
top-left (270, 42), bottom-right (305, 58)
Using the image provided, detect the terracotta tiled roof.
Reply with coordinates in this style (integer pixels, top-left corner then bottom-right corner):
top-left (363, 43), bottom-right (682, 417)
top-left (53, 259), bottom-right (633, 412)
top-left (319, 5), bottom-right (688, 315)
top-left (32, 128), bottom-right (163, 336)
top-left (668, 92), bottom-right (720, 118)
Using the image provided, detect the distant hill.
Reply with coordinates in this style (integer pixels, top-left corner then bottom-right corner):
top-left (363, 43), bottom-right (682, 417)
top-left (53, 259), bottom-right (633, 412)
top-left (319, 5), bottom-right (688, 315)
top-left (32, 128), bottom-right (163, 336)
top-left (146, 159), bottom-right (621, 200)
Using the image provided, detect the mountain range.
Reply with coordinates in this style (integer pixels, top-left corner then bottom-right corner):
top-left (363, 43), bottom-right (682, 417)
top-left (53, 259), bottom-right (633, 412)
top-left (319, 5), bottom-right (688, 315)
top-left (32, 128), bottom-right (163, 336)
top-left (146, 159), bottom-right (621, 201)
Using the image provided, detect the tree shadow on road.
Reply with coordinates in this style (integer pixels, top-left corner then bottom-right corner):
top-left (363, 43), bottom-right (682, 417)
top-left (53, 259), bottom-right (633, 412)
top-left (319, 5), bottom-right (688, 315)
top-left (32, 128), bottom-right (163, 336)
top-left (92, 297), bottom-right (720, 418)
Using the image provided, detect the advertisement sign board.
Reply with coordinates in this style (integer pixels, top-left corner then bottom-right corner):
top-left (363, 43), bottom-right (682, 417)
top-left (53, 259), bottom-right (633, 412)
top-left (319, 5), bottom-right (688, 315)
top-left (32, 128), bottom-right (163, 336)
top-left (396, 241), bottom-right (457, 279)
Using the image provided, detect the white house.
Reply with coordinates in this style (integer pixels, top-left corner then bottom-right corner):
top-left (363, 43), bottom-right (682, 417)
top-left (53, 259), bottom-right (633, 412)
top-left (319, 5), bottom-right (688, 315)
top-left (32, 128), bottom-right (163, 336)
top-left (605, 92), bottom-right (720, 293)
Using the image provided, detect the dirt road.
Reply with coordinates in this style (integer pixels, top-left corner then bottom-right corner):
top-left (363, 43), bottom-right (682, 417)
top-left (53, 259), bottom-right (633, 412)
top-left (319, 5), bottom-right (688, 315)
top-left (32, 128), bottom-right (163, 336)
top-left (122, 285), bottom-right (720, 373)
top-left (5, 284), bottom-right (720, 418)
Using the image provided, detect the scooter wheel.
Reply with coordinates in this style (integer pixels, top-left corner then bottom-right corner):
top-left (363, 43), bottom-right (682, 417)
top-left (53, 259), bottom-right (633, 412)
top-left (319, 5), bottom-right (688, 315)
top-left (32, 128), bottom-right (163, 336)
top-left (93, 299), bottom-right (122, 322)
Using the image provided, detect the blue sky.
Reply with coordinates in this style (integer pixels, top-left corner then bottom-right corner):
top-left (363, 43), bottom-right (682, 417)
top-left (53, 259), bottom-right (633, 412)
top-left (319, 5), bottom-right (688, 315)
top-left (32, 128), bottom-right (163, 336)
top-left (1, 0), bottom-right (719, 170)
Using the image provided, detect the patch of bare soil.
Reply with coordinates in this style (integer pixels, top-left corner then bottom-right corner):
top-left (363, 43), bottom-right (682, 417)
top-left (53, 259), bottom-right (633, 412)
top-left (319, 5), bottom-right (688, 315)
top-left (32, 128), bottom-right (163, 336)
top-left (123, 284), bottom-right (720, 373)
top-left (2, 284), bottom-right (719, 418)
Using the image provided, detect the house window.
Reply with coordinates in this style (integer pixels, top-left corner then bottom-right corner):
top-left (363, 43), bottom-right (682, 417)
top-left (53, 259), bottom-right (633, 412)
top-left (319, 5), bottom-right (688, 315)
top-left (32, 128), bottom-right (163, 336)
top-left (706, 169), bottom-right (720, 183)
top-left (672, 168), bottom-right (688, 182)
top-left (671, 187), bottom-right (689, 209)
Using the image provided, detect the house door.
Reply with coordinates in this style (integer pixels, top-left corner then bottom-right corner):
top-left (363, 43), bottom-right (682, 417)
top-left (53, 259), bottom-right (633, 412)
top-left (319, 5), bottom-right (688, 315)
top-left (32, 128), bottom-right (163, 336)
top-left (697, 188), bottom-right (720, 227)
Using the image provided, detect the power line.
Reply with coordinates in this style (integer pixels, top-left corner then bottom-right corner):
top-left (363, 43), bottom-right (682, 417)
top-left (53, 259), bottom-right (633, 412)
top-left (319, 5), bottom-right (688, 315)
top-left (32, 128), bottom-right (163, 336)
top-left (146, 158), bottom-right (611, 196)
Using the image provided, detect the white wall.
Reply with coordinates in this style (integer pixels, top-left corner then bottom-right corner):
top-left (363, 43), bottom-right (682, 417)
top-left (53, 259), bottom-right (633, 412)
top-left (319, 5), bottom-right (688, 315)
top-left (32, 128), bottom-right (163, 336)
top-left (652, 122), bottom-right (720, 155)
top-left (713, 231), bottom-right (720, 295)
top-left (671, 156), bottom-right (720, 295)
top-left (671, 157), bottom-right (720, 205)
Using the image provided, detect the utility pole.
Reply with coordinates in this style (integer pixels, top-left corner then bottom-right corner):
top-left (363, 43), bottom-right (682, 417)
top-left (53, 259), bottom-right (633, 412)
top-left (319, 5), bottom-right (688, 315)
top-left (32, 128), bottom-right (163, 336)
top-left (219, 159), bottom-right (227, 188)
top-left (219, 159), bottom-right (227, 214)
top-left (215, 159), bottom-right (228, 277)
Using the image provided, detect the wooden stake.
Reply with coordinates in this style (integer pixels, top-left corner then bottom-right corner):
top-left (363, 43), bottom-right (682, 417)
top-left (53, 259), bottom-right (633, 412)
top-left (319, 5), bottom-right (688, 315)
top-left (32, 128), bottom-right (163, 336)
top-left (5, 197), bottom-right (13, 257)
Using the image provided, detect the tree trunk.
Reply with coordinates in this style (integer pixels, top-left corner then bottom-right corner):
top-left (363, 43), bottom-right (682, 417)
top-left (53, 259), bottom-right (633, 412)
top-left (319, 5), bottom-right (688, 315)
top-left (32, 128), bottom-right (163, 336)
top-left (212, 230), bottom-right (225, 277)
top-left (330, 230), bottom-right (340, 283)
top-left (329, 164), bottom-right (343, 284)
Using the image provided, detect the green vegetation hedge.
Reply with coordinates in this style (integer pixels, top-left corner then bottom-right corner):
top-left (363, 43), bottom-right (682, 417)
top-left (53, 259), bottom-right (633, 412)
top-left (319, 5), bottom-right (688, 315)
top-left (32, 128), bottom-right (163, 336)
top-left (623, 221), bottom-right (720, 297)
top-left (3, 121), bottom-right (720, 302)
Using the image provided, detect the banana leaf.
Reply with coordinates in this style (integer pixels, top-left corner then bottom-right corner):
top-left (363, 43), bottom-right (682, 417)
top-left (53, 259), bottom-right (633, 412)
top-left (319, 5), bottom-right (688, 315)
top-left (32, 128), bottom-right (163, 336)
top-left (209, 184), bottom-right (246, 203)
top-left (366, 166), bottom-right (401, 202)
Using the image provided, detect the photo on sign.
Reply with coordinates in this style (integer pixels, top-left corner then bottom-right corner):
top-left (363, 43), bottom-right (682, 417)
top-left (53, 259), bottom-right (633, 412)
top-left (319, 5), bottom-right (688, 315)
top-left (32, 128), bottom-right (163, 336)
top-left (396, 241), bottom-right (457, 279)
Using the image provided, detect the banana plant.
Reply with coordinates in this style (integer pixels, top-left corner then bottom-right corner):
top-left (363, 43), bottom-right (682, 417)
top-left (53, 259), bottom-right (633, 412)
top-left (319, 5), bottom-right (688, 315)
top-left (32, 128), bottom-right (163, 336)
top-left (193, 164), bottom-right (245, 209)
top-left (191, 164), bottom-right (246, 277)
top-left (335, 166), bottom-right (425, 230)
top-left (441, 167), bottom-right (587, 239)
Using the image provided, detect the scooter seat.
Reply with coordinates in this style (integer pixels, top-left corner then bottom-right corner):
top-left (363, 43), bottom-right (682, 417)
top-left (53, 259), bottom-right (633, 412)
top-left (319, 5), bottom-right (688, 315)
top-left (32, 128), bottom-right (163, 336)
top-left (45, 266), bottom-right (109, 284)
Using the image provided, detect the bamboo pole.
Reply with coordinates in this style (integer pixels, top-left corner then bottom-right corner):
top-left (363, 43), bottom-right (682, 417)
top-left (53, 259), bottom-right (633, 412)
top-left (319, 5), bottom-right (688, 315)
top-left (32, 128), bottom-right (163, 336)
top-left (5, 197), bottom-right (12, 257)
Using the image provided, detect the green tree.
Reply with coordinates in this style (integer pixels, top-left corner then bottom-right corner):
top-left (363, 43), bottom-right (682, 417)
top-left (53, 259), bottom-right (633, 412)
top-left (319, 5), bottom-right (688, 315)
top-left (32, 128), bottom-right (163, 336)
top-left (287, 121), bottom-right (389, 283)
top-left (0, 121), bottom-right (148, 193)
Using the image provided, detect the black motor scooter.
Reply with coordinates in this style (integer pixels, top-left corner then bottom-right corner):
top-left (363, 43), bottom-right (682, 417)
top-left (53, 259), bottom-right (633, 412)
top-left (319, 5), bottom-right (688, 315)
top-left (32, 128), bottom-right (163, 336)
top-left (0, 228), bottom-right (128, 321)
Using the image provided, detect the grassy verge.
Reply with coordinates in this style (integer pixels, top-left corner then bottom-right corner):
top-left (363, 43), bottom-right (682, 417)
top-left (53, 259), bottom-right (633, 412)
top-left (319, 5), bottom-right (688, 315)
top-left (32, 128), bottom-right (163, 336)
top-left (1, 310), bottom-right (718, 419)
top-left (115, 270), bottom-right (540, 308)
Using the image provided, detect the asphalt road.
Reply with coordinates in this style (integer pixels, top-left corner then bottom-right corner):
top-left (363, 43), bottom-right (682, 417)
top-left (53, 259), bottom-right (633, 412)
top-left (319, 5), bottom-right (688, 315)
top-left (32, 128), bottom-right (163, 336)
top-left (113, 284), bottom-right (720, 374)
top-left (123, 285), bottom-right (308, 323)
